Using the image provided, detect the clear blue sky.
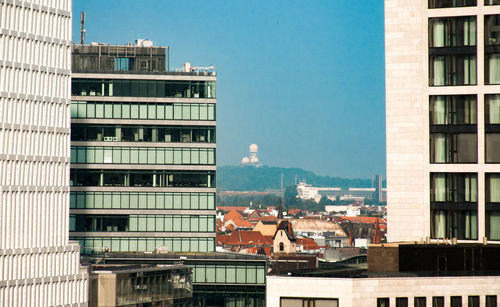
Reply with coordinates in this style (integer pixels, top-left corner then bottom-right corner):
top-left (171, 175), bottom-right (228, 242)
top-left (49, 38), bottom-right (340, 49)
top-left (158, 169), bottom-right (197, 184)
top-left (72, 0), bottom-right (386, 179)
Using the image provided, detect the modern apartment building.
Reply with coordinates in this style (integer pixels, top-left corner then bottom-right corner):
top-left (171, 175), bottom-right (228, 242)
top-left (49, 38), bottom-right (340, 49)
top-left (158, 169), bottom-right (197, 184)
top-left (68, 42), bottom-right (217, 253)
top-left (386, 0), bottom-right (500, 243)
top-left (0, 0), bottom-right (88, 305)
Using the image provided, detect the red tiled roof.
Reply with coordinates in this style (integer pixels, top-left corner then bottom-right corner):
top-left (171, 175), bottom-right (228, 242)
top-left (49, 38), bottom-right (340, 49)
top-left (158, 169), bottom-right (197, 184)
top-left (216, 234), bottom-right (230, 245)
top-left (260, 215), bottom-right (277, 222)
top-left (297, 238), bottom-right (320, 250)
top-left (288, 209), bottom-right (302, 215)
top-left (224, 210), bottom-right (253, 228)
top-left (226, 230), bottom-right (270, 245)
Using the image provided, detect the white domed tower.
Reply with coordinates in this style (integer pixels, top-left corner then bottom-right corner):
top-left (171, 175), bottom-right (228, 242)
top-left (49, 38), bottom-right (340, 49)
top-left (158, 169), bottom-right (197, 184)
top-left (249, 144), bottom-right (259, 164)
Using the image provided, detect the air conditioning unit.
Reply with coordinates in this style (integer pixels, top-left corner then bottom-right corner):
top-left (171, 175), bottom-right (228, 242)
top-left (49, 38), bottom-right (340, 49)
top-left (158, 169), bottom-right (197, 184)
top-left (112, 137), bottom-right (118, 141)
top-left (103, 137), bottom-right (113, 141)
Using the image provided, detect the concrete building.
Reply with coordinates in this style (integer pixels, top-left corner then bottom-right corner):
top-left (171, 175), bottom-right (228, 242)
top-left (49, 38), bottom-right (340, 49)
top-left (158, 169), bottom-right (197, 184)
top-left (68, 43), bottom-right (217, 253)
top-left (0, 0), bottom-right (88, 305)
top-left (89, 264), bottom-right (192, 307)
top-left (386, 0), bottom-right (500, 244)
top-left (91, 252), bottom-right (267, 307)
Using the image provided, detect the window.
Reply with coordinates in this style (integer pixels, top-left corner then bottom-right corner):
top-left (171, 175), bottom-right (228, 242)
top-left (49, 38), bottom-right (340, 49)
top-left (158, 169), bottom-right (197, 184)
top-left (71, 124), bottom-right (215, 144)
top-left (430, 96), bottom-right (477, 126)
top-left (280, 298), bottom-right (338, 307)
top-left (451, 296), bottom-right (462, 307)
top-left (485, 95), bottom-right (500, 163)
top-left (378, 298), bottom-right (390, 307)
top-left (430, 55), bottom-right (476, 86)
top-left (430, 133), bottom-right (477, 163)
top-left (429, 17), bottom-right (476, 48)
top-left (485, 16), bottom-right (500, 83)
top-left (468, 296), bottom-right (479, 307)
top-left (72, 79), bottom-right (216, 98)
top-left (429, 0), bottom-right (476, 8)
top-left (279, 242), bottom-right (284, 252)
top-left (396, 297), bottom-right (408, 307)
top-left (430, 173), bottom-right (478, 240)
top-left (487, 0), bottom-right (500, 4)
top-left (486, 296), bottom-right (497, 307)
top-left (433, 297), bottom-right (444, 307)
top-left (486, 173), bottom-right (500, 240)
top-left (414, 297), bottom-right (426, 307)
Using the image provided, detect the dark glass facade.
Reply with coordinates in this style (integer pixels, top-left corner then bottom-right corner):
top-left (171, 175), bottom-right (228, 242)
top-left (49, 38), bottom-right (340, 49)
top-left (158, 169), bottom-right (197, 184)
top-left (430, 173), bottom-right (478, 240)
top-left (429, 0), bottom-right (476, 8)
top-left (72, 78), bottom-right (216, 98)
top-left (429, 95), bottom-right (477, 163)
top-left (429, 16), bottom-right (476, 86)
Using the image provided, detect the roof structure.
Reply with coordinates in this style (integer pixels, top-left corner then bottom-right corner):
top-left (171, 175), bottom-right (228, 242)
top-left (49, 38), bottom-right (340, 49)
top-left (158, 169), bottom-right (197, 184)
top-left (297, 238), bottom-right (320, 250)
top-left (224, 210), bottom-right (253, 229)
top-left (273, 220), bottom-right (297, 242)
top-left (226, 230), bottom-right (271, 246)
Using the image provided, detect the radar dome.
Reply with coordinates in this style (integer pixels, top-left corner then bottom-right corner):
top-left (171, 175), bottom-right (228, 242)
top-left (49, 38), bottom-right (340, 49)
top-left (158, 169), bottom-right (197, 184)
top-left (241, 157), bottom-right (250, 164)
top-left (249, 144), bottom-right (258, 153)
top-left (250, 156), bottom-right (259, 164)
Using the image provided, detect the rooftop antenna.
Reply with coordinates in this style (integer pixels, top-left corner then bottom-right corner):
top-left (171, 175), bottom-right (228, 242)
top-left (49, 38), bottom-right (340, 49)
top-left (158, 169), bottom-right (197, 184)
top-left (80, 11), bottom-right (87, 44)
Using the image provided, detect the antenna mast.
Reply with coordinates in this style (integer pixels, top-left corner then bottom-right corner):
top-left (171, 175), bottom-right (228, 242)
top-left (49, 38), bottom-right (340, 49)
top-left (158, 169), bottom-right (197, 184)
top-left (80, 12), bottom-right (86, 44)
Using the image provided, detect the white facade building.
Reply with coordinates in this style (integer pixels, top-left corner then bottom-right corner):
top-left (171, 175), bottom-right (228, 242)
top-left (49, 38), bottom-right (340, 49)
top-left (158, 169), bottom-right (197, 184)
top-left (386, 0), bottom-right (500, 244)
top-left (296, 181), bottom-right (322, 202)
top-left (267, 1), bottom-right (500, 306)
top-left (0, 0), bottom-right (88, 305)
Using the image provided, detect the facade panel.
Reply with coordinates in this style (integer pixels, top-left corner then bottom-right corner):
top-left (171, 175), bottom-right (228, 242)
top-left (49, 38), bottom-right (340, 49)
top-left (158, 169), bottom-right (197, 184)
top-left (0, 0), bottom-right (88, 305)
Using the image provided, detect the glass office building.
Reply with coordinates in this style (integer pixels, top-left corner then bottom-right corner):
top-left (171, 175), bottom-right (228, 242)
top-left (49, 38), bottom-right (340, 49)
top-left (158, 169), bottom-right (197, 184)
top-left (69, 43), bottom-right (216, 253)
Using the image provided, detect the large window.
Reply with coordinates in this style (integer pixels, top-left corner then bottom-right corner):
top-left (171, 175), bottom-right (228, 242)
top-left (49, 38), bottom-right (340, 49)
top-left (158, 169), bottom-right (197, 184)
top-left (429, 17), bottom-right (477, 86)
top-left (414, 297), bottom-right (426, 307)
top-left (71, 146), bottom-right (215, 165)
top-left (430, 133), bottom-right (477, 163)
top-left (430, 96), bottom-right (477, 125)
top-left (396, 298), bottom-right (408, 307)
top-left (486, 95), bottom-right (500, 162)
top-left (430, 95), bottom-right (477, 165)
top-left (72, 79), bottom-right (216, 98)
top-left (72, 236), bottom-right (215, 254)
top-left (71, 101), bottom-right (216, 121)
top-left (486, 296), bottom-right (497, 307)
top-left (429, 0), bottom-right (476, 8)
top-left (433, 297), bottom-right (444, 307)
top-left (194, 264), bottom-right (266, 285)
top-left (469, 296), bottom-right (480, 307)
top-left (70, 170), bottom-right (215, 188)
top-left (71, 124), bottom-right (215, 143)
top-left (486, 174), bottom-right (500, 240)
top-left (377, 298), bottom-right (390, 307)
top-left (430, 173), bottom-right (478, 240)
top-left (429, 17), bottom-right (476, 48)
top-left (70, 214), bottom-right (215, 233)
top-left (485, 15), bottom-right (500, 84)
top-left (280, 298), bottom-right (338, 307)
top-left (451, 296), bottom-right (462, 307)
top-left (430, 55), bottom-right (476, 86)
top-left (70, 191), bottom-right (216, 210)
